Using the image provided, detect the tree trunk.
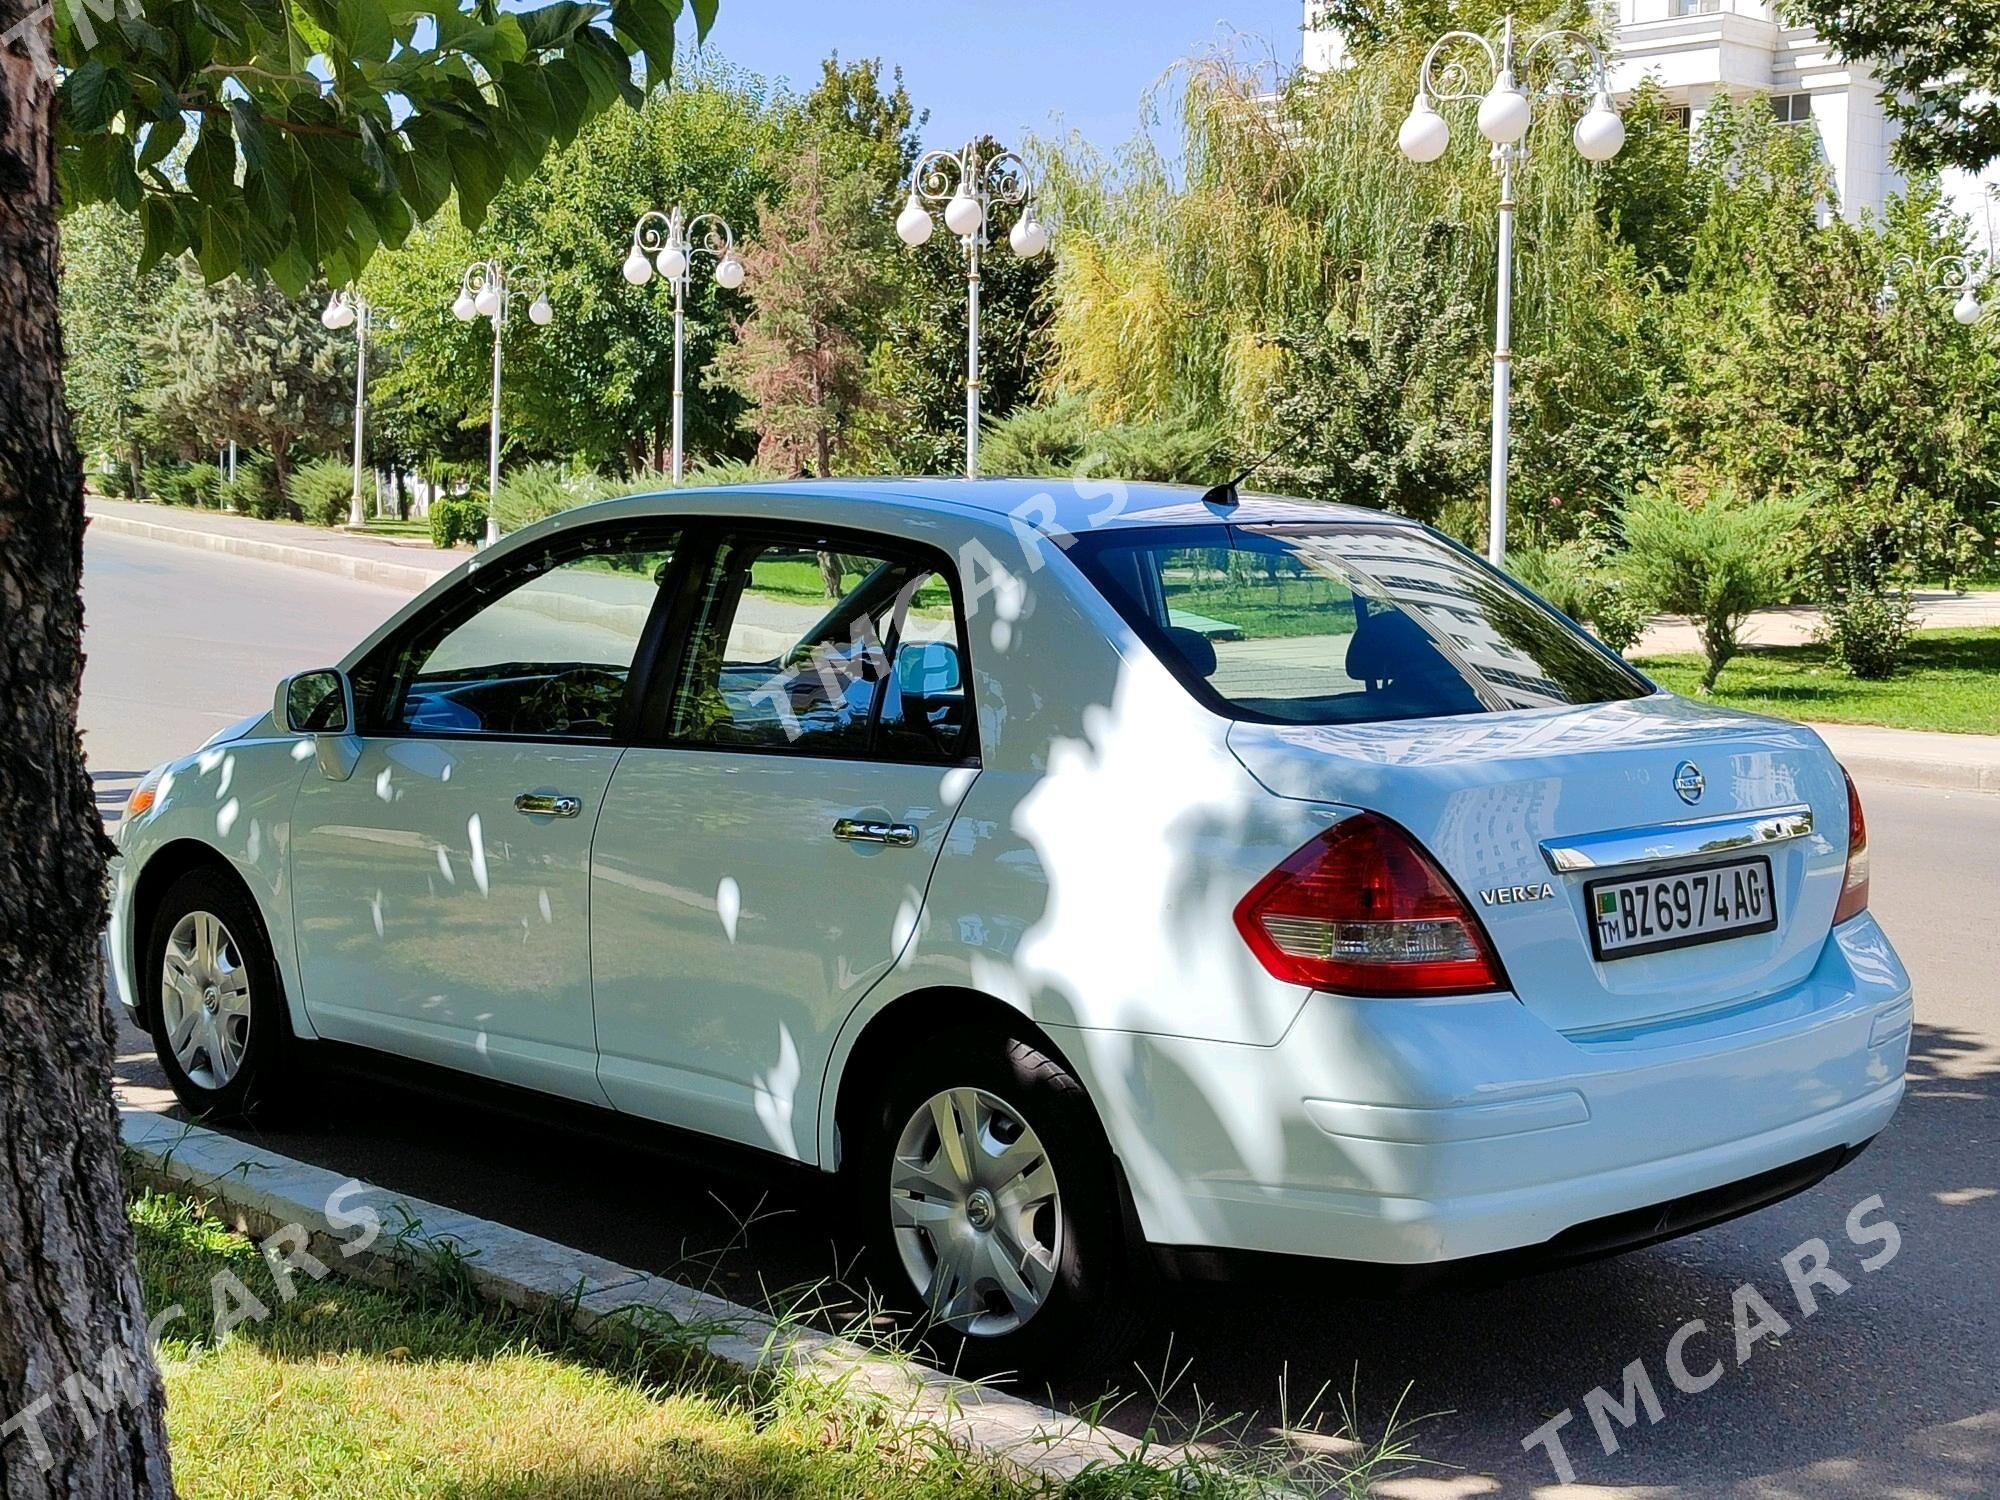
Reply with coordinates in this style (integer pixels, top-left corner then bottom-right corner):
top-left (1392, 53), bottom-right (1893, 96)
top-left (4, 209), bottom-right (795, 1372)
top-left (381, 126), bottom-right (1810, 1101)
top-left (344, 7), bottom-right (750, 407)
top-left (0, 8), bottom-right (176, 1496)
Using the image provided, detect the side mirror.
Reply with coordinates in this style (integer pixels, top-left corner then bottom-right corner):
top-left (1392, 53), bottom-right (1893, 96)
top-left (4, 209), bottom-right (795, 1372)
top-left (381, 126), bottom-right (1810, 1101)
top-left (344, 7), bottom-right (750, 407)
top-left (275, 668), bottom-right (360, 781)
top-left (276, 668), bottom-right (354, 734)
top-left (896, 640), bottom-right (962, 699)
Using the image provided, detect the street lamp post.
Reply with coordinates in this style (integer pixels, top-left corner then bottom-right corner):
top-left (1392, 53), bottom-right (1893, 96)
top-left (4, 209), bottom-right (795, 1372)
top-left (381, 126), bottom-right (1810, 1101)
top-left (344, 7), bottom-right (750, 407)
top-left (620, 207), bottom-right (746, 483)
top-left (1398, 16), bottom-right (1624, 565)
top-left (1879, 253), bottom-right (1984, 324)
top-left (452, 260), bottom-right (553, 545)
top-left (893, 140), bottom-right (1048, 479)
top-left (321, 290), bottom-right (370, 527)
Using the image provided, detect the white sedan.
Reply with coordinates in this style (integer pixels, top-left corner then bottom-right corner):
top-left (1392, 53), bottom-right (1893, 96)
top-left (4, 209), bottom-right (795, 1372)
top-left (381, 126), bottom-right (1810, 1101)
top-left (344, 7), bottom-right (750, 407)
top-left (110, 479), bottom-right (1911, 1373)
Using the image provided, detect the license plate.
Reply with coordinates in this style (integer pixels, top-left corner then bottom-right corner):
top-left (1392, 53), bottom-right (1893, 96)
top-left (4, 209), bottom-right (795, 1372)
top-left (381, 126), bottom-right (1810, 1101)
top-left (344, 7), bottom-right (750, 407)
top-left (1586, 856), bottom-right (1776, 960)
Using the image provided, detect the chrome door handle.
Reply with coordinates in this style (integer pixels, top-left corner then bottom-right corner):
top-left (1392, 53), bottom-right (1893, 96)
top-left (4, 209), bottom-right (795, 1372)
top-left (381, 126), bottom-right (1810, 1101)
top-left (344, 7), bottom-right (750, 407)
top-left (515, 792), bottom-right (583, 819)
top-left (833, 817), bottom-right (918, 848)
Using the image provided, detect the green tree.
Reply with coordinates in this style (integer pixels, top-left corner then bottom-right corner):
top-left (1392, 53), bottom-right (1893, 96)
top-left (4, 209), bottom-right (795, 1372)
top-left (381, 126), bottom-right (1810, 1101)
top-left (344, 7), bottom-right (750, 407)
top-left (858, 136), bottom-right (1053, 475)
top-left (1780, 0), bottom-right (2000, 175)
top-left (713, 148), bottom-right (897, 477)
top-left (59, 203), bottom-right (176, 491)
top-left (6, 0), bottom-right (702, 1489)
top-left (140, 266), bottom-right (352, 495)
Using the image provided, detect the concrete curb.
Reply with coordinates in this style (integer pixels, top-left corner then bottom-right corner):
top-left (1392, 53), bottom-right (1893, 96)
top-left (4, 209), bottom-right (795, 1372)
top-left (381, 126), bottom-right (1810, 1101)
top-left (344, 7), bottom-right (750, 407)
top-left (1808, 724), bottom-right (2000, 796)
top-left (118, 1108), bottom-right (1145, 1486)
top-left (87, 509), bottom-right (449, 594)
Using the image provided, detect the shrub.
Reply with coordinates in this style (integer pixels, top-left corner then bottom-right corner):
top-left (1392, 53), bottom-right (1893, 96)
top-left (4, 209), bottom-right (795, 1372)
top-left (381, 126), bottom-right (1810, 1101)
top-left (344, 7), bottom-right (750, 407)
top-left (1817, 586), bottom-right (1916, 680)
top-left (1620, 481), bottom-right (1806, 692)
top-left (680, 458), bottom-right (779, 487)
top-left (143, 461), bottom-right (193, 506)
top-left (981, 398), bottom-right (1229, 484)
top-left (181, 462), bottom-right (222, 508)
top-left (96, 457), bottom-right (136, 498)
top-left (429, 496), bottom-right (487, 549)
top-left (289, 457), bottom-right (356, 528)
top-left (1509, 538), bottom-right (1649, 656)
top-left (219, 457), bottom-right (282, 518)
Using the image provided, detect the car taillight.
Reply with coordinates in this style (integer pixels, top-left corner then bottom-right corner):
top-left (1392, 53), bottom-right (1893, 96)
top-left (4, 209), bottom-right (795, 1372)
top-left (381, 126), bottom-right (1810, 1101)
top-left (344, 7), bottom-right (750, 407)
top-left (1233, 812), bottom-right (1505, 997)
top-left (1833, 768), bottom-right (1869, 925)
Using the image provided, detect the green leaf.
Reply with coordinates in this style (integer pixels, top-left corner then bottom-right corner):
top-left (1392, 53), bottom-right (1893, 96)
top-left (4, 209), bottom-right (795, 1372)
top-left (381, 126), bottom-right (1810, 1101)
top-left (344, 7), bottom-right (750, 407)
top-left (59, 61), bottom-right (129, 133)
top-left (185, 117), bottom-right (236, 203)
top-left (541, 57), bottom-right (590, 146)
top-left (332, 0), bottom-right (392, 61)
top-left (289, 144), bottom-right (353, 265)
top-left (358, 114), bottom-right (398, 197)
top-left (229, 100), bottom-right (291, 221)
top-left (106, 136), bottom-right (143, 211)
top-left (689, 0), bottom-right (715, 40)
top-left (517, 0), bottom-right (597, 50)
top-left (610, 0), bottom-right (679, 83)
top-left (197, 206), bottom-right (244, 283)
top-left (268, 242), bottom-right (313, 298)
top-left (398, 115), bottom-right (454, 223)
top-left (137, 195), bottom-right (185, 272)
top-left (136, 112), bottom-right (186, 171)
top-left (445, 124), bottom-right (503, 226)
top-left (574, 25), bottom-right (642, 109)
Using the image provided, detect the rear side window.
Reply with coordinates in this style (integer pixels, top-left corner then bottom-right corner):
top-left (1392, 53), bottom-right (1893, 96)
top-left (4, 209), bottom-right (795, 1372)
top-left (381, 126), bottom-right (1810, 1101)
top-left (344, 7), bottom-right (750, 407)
top-left (1071, 523), bottom-right (1648, 725)
top-left (667, 532), bottom-right (973, 763)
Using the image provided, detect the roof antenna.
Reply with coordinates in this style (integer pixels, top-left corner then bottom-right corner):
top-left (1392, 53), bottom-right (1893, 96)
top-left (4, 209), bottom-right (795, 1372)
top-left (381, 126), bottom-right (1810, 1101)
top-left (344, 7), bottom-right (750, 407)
top-left (1200, 452), bottom-right (1272, 510)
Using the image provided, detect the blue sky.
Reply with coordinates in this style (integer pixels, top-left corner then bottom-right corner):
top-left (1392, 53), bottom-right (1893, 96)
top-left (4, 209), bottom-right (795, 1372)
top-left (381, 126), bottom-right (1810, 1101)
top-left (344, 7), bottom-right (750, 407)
top-left (683, 0), bottom-right (1306, 156)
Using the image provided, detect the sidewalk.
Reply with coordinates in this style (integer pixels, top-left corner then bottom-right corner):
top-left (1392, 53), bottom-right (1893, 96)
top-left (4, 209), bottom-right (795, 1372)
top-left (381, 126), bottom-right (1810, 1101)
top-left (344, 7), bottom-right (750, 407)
top-left (86, 496), bottom-right (2000, 793)
top-left (86, 496), bottom-right (456, 593)
top-left (1636, 590), bottom-right (2000, 656)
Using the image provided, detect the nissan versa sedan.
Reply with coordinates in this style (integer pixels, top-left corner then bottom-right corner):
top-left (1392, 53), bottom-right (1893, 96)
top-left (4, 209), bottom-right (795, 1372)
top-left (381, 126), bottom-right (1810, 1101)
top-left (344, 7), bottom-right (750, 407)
top-left (110, 479), bottom-right (1912, 1373)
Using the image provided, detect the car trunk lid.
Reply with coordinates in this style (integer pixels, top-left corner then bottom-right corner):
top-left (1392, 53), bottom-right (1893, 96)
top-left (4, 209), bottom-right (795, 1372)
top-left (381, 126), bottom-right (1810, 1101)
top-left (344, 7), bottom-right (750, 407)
top-left (1227, 694), bottom-right (1850, 1034)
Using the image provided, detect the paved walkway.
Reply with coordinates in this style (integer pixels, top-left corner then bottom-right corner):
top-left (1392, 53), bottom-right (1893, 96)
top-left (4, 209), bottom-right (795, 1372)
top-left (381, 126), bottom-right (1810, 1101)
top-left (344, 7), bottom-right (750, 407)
top-left (86, 496), bottom-right (459, 590)
top-left (1635, 590), bottom-right (2000, 656)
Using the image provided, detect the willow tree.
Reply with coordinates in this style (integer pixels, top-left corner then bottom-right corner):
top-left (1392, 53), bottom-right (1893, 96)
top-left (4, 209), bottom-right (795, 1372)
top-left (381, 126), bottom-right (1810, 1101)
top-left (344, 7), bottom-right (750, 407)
top-left (1032, 23), bottom-right (1652, 545)
top-left (0, 1), bottom-right (705, 1492)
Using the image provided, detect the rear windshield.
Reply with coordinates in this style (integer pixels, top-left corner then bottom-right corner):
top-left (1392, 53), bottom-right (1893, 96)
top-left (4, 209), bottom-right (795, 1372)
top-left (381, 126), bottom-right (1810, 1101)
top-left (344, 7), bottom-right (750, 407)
top-left (1069, 523), bottom-right (1650, 726)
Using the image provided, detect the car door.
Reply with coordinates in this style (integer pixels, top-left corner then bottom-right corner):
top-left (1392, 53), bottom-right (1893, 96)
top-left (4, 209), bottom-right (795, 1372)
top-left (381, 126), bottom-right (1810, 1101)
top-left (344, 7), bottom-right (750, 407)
top-left (291, 519), bottom-right (682, 1101)
top-left (591, 522), bottom-right (979, 1160)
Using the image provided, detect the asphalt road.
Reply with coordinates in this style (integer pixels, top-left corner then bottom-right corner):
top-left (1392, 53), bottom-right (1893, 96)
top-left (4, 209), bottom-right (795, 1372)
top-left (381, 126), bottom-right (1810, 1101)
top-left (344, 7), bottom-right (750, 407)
top-left (85, 528), bottom-right (1998, 1498)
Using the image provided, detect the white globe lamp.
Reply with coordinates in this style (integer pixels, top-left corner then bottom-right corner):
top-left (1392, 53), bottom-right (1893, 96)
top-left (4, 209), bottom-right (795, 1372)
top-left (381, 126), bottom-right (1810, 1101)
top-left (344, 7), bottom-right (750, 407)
top-left (528, 294), bottom-right (553, 327)
top-left (1476, 71), bottom-right (1531, 145)
top-left (621, 248), bottom-right (652, 286)
top-left (896, 193), bottom-right (934, 247)
top-left (451, 290), bottom-right (477, 322)
top-left (1955, 288), bottom-right (1983, 325)
top-left (474, 283), bottom-right (501, 319)
top-left (714, 255), bottom-right (745, 291)
top-left (1008, 213), bottom-right (1048, 258)
top-left (1398, 93), bottom-right (1450, 163)
top-left (943, 186), bottom-right (984, 238)
top-left (1573, 92), bottom-right (1625, 162)
top-left (658, 242), bottom-right (690, 281)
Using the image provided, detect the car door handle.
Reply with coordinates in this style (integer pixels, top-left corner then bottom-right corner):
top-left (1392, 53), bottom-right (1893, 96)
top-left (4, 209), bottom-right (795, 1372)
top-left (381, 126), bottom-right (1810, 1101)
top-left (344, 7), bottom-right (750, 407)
top-left (515, 792), bottom-right (583, 819)
top-left (833, 817), bottom-right (918, 848)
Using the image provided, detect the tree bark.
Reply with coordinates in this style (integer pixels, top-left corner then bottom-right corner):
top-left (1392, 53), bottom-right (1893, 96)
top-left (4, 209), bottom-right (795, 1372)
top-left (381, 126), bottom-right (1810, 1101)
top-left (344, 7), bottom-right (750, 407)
top-left (0, 6), bottom-right (175, 1496)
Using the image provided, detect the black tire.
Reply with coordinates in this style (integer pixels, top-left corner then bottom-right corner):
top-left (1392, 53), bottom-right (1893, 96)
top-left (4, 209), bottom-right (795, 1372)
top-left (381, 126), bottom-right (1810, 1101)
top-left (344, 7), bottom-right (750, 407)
top-left (143, 865), bottom-right (302, 1122)
top-left (853, 1025), bottom-right (1147, 1378)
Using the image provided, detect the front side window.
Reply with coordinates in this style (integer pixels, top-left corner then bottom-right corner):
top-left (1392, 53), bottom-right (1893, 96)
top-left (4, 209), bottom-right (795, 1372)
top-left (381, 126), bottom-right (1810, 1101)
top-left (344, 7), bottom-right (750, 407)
top-left (669, 533), bottom-right (971, 762)
top-left (1072, 523), bottom-right (1649, 726)
top-left (367, 524), bottom-right (678, 740)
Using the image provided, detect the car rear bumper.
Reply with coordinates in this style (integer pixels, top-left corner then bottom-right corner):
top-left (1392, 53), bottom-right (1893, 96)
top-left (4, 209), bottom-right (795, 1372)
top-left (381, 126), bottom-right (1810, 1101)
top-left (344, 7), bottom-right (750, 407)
top-left (1079, 913), bottom-right (1911, 1266)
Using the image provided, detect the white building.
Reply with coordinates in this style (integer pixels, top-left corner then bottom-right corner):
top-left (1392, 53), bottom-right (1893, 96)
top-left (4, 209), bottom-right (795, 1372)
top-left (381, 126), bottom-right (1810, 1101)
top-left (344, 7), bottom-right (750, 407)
top-left (1302, 1), bottom-right (1995, 242)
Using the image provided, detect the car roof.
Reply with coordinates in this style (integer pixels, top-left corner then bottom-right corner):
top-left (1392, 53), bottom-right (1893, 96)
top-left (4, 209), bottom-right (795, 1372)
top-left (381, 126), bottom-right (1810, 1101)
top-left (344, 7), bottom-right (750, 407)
top-left (610, 477), bottom-right (1401, 533)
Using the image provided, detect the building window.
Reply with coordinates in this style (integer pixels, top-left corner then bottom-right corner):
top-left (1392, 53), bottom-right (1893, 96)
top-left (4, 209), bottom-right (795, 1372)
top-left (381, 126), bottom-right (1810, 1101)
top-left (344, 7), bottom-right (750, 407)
top-left (1670, 0), bottom-right (1721, 15)
top-left (1666, 105), bottom-right (1693, 131)
top-left (1772, 93), bottom-right (1814, 125)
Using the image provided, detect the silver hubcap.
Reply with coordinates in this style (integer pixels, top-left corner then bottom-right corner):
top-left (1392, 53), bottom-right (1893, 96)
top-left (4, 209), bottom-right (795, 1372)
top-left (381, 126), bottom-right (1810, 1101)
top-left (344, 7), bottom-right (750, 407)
top-left (889, 1086), bottom-right (1061, 1337)
top-left (160, 910), bottom-right (251, 1090)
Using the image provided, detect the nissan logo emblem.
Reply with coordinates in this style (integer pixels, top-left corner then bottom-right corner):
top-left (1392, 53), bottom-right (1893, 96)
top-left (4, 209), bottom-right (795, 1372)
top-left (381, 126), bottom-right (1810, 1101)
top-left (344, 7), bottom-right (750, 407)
top-left (1673, 760), bottom-right (1705, 805)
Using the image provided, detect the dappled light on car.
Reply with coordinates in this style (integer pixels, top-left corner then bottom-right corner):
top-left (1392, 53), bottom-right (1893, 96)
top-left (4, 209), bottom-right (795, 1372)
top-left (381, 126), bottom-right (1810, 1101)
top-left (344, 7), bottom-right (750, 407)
top-left (467, 813), bottom-right (489, 897)
top-left (717, 876), bottom-right (741, 942)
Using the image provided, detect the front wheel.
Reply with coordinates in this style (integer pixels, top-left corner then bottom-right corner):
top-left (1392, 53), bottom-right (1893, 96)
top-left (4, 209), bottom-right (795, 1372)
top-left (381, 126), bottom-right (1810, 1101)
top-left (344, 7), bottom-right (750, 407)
top-left (145, 866), bottom-right (300, 1121)
top-left (856, 1027), bottom-right (1145, 1377)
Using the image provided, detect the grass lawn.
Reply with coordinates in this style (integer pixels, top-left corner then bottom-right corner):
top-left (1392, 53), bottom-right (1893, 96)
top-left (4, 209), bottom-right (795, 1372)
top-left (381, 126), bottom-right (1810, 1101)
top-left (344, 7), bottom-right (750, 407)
top-left (135, 1191), bottom-right (1421, 1498)
top-left (1633, 628), bottom-right (2000, 736)
top-left (137, 1190), bottom-right (1034, 1499)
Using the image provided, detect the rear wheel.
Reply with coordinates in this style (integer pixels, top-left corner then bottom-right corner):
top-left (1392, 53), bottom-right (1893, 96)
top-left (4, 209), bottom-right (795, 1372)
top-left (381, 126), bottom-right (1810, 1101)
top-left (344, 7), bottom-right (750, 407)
top-left (145, 866), bottom-right (300, 1121)
top-left (856, 1026), bottom-right (1145, 1376)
